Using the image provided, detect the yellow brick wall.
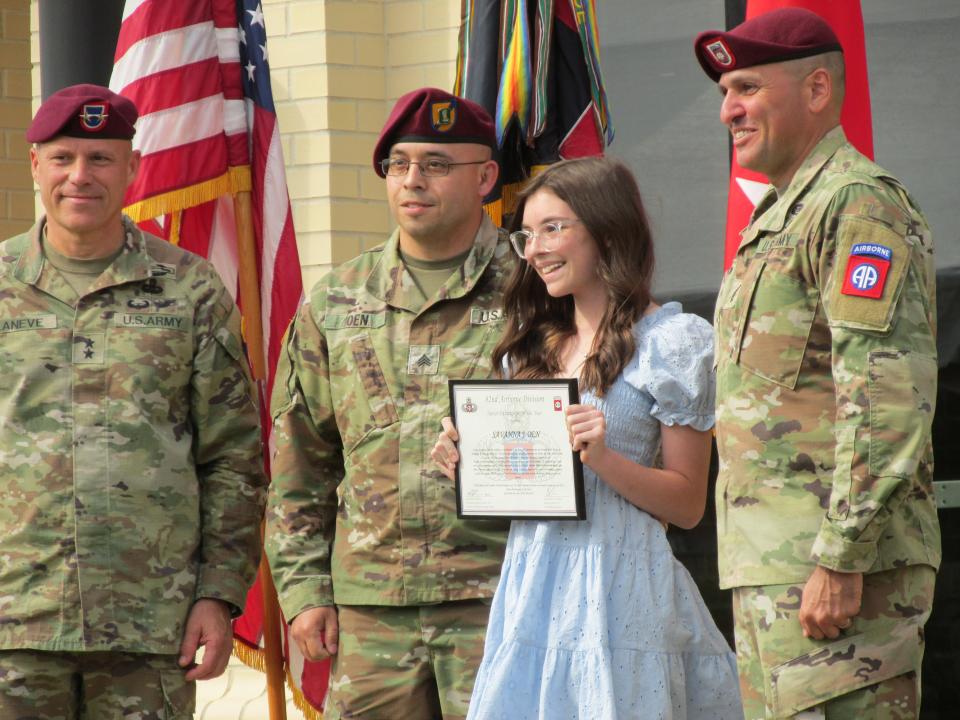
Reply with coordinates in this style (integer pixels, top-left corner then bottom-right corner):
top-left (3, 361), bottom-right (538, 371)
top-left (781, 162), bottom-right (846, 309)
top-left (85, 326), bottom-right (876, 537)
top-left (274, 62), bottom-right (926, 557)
top-left (266, 0), bottom-right (460, 290)
top-left (0, 0), bottom-right (32, 237)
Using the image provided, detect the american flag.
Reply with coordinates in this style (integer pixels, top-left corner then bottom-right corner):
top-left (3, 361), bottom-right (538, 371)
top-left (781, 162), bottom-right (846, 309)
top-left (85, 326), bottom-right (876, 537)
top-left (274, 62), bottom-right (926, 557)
top-left (110, 0), bottom-right (319, 714)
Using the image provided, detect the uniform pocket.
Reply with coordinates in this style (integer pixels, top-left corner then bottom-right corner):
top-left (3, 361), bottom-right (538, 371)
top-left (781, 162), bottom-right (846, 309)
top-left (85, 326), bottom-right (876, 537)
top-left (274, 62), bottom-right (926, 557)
top-left (739, 265), bottom-right (818, 389)
top-left (340, 334), bottom-right (400, 455)
top-left (769, 617), bottom-right (924, 717)
top-left (868, 349), bottom-right (937, 478)
top-left (159, 665), bottom-right (196, 719)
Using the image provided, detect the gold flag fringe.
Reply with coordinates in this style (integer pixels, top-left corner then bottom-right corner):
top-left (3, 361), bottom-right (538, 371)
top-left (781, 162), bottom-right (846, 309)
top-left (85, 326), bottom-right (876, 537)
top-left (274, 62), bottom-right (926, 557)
top-left (231, 639), bottom-right (325, 719)
top-left (287, 664), bottom-right (325, 720)
top-left (232, 637), bottom-right (267, 673)
top-left (169, 211), bottom-right (182, 246)
top-left (482, 165), bottom-right (551, 228)
top-left (124, 165), bottom-right (252, 222)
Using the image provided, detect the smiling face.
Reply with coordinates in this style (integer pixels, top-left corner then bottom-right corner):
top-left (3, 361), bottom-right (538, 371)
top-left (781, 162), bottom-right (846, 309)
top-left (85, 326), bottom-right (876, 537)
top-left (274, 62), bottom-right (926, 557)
top-left (385, 141), bottom-right (498, 260)
top-left (31, 136), bottom-right (139, 255)
top-left (718, 62), bottom-right (813, 190)
top-left (521, 189), bottom-right (603, 303)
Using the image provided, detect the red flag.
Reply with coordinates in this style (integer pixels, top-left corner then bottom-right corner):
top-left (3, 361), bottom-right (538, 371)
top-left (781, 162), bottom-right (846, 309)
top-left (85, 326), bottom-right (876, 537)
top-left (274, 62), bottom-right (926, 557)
top-left (722, 0), bottom-right (872, 270)
top-left (110, 0), bottom-right (317, 714)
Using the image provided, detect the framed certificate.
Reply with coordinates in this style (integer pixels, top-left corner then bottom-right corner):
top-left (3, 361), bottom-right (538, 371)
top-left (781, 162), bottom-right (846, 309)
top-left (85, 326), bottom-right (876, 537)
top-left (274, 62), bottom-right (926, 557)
top-left (449, 379), bottom-right (586, 520)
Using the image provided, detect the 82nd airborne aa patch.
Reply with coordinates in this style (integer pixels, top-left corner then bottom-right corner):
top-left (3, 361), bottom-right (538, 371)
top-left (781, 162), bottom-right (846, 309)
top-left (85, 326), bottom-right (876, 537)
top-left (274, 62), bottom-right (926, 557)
top-left (841, 242), bottom-right (892, 299)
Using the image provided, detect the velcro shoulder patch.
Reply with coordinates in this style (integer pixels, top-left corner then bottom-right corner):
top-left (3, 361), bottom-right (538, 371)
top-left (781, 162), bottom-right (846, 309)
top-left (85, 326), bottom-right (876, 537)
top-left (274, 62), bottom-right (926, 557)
top-left (827, 218), bottom-right (910, 332)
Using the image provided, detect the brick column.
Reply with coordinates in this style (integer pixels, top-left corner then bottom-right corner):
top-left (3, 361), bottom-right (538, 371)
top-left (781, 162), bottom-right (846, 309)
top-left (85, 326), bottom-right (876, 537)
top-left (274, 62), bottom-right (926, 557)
top-left (266, 0), bottom-right (461, 288)
top-left (0, 0), bottom-right (33, 237)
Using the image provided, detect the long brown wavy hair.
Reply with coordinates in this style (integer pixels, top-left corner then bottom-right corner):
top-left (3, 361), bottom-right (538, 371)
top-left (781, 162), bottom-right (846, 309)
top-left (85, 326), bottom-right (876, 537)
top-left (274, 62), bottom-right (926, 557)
top-left (492, 156), bottom-right (655, 396)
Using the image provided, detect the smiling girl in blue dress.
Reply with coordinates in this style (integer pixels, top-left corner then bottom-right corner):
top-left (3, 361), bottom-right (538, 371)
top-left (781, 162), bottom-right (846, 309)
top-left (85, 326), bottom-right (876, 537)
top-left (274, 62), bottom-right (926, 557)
top-left (433, 156), bottom-right (741, 720)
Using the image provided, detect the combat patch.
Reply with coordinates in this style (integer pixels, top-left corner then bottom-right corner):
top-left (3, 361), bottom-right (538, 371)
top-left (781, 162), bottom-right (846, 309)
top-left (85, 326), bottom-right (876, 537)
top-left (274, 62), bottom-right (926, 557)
top-left (324, 311), bottom-right (387, 330)
top-left (841, 242), bottom-right (891, 299)
top-left (827, 218), bottom-right (909, 332)
top-left (0, 313), bottom-right (57, 332)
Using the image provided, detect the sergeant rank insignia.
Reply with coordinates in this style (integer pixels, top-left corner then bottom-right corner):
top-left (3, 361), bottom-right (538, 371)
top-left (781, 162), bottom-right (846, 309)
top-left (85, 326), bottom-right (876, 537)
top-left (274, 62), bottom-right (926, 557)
top-left (841, 242), bottom-right (892, 299)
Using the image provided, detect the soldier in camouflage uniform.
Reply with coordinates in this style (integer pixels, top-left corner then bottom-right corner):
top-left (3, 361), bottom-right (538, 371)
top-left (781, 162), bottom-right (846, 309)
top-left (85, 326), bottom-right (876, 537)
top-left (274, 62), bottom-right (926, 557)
top-left (694, 10), bottom-right (940, 719)
top-left (266, 88), bottom-right (512, 719)
top-left (0, 85), bottom-right (266, 718)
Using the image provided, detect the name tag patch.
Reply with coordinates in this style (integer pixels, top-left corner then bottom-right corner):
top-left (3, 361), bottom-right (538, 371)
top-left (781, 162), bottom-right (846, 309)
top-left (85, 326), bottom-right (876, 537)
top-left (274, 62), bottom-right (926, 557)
top-left (470, 308), bottom-right (504, 325)
top-left (115, 313), bottom-right (188, 330)
top-left (841, 243), bottom-right (891, 299)
top-left (324, 312), bottom-right (386, 330)
top-left (0, 313), bottom-right (58, 332)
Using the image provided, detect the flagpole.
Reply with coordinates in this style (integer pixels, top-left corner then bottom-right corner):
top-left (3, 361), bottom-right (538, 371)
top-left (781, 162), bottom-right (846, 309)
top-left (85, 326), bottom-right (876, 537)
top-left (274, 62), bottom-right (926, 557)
top-left (234, 187), bottom-right (288, 720)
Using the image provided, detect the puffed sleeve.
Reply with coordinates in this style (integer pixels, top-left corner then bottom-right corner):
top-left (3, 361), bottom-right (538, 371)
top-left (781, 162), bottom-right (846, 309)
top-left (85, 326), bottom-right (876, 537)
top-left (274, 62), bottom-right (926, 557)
top-left (623, 310), bottom-right (716, 431)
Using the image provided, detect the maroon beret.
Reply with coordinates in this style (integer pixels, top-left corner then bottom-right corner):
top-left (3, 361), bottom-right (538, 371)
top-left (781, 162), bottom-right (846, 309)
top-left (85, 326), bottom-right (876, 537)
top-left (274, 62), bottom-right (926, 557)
top-left (27, 83), bottom-right (138, 143)
top-left (372, 87), bottom-right (496, 177)
top-left (694, 7), bottom-right (842, 82)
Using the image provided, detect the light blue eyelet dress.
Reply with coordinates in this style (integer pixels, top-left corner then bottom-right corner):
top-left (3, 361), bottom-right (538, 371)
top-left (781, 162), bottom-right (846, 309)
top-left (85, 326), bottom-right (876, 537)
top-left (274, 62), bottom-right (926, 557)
top-left (467, 303), bottom-right (742, 720)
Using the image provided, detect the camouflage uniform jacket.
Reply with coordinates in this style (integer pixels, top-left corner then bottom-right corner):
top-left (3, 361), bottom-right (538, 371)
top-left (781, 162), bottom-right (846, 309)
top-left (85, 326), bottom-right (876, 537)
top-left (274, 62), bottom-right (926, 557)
top-left (0, 217), bottom-right (266, 654)
top-left (267, 216), bottom-right (512, 618)
top-left (714, 127), bottom-right (941, 589)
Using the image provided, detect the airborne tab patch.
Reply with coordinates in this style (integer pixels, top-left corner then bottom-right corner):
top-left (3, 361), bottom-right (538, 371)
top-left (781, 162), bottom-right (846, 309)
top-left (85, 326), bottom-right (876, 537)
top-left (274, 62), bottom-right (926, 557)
top-left (841, 242), bottom-right (892, 299)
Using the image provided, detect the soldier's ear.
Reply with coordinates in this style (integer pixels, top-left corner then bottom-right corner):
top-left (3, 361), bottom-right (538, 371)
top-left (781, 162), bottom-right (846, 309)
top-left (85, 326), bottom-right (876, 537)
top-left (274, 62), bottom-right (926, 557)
top-left (126, 148), bottom-right (141, 186)
top-left (806, 67), bottom-right (832, 114)
top-left (478, 160), bottom-right (499, 198)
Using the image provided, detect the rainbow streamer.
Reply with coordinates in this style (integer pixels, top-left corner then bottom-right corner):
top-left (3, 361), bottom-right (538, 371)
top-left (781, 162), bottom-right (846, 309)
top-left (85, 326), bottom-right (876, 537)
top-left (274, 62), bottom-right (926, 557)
top-left (495, 0), bottom-right (532, 145)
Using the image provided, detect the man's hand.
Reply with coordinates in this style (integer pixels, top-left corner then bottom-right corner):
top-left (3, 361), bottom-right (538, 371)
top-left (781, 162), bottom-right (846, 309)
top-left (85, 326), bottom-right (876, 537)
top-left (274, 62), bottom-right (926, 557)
top-left (178, 598), bottom-right (233, 681)
top-left (291, 606), bottom-right (339, 661)
top-left (799, 566), bottom-right (863, 640)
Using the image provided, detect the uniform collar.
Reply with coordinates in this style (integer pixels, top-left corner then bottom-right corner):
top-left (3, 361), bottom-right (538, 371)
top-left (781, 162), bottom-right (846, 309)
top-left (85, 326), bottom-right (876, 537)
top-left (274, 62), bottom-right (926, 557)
top-left (15, 215), bottom-right (155, 300)
top-left (366, 214), bottom-right (502, 311)
top-left (740, 126), bottom-right (848, 248)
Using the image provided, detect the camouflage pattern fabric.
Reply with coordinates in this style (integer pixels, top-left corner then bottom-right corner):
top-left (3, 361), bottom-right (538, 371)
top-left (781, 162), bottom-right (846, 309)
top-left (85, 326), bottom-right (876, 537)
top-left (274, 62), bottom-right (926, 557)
top-left (732, 564), bottom-right (934, 719)
top-left (266, 215), bottom-right (513, 617)
top-left (323, 600), bottom-right (492, 720)
top-left (714, 127), bottom-right (940, 589)
top-left (0, 649), bottom-right (194, 719)
top-left (0, 217), bottom-right (266, 655)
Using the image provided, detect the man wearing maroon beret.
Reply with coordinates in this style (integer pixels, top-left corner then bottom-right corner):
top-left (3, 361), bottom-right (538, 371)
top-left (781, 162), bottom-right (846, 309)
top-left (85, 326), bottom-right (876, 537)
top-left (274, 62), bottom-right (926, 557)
top-left (696, 8), bottom-right (939, 719)
top-left (0, 84), bottom-right (266, 718)
top-left (266, 87), bottom-right (513, 719)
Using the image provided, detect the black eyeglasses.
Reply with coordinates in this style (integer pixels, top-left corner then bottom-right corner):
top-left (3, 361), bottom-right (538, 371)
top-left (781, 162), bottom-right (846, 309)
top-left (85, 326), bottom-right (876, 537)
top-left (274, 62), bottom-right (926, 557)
top-left (380, 158), bottom-right (487, 177)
